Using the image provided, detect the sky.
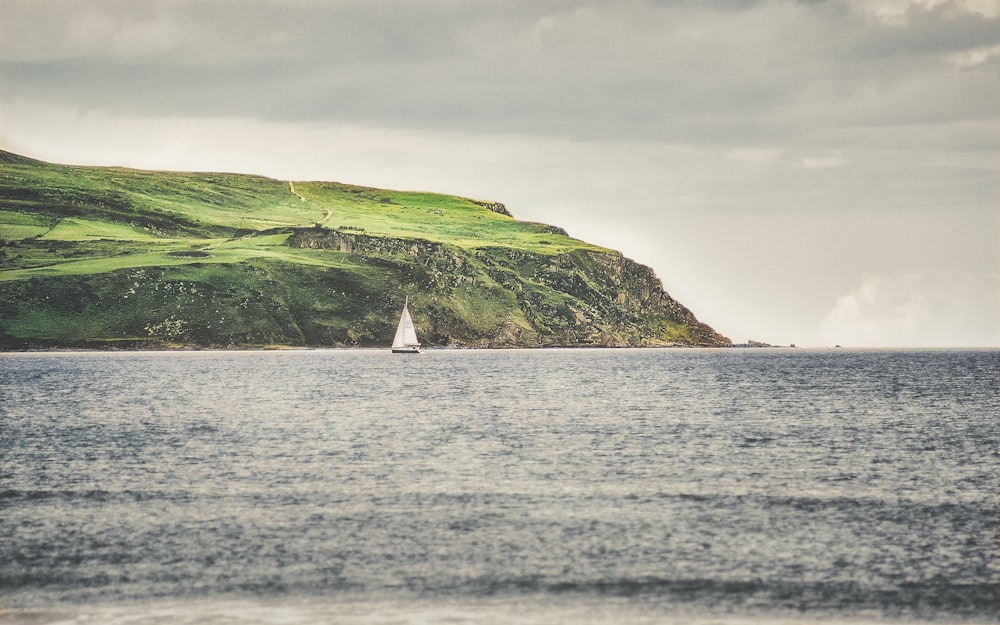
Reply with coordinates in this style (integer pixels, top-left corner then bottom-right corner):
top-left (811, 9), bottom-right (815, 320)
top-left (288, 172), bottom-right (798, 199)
top-left (2, 0), bottom-right (998, 347)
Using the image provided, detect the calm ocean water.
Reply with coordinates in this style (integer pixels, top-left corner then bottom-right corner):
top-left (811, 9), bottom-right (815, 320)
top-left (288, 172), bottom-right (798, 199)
top-left (1, 348), bottom-right (997, 625)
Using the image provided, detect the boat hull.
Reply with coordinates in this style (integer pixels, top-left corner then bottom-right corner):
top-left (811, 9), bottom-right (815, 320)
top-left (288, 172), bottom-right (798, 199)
top-left (391, 347), bottom-right (420, 354)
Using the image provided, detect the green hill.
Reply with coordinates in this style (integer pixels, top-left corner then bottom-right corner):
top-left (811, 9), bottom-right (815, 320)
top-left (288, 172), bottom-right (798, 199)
top-left (0, 150), bottom-right (730, 349)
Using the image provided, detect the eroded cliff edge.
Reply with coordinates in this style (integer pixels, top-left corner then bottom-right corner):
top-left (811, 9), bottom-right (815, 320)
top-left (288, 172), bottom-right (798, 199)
top-left (287, 228), bottom-right (730, 348)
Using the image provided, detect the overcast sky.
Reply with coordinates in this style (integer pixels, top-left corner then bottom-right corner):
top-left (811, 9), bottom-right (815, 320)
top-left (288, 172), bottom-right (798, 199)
top-left (2, 0), bottom-right (998, 346)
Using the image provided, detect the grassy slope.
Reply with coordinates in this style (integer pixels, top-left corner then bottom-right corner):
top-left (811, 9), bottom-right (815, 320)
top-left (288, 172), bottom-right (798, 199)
top-left (0, 150), bottom-right (728, 348)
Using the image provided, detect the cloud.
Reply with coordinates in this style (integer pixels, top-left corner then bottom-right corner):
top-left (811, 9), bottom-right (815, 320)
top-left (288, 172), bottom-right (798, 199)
top-left (820, 273), bottom-right (1000, 347)
top-left (847, 0), bottom-right (1000, 23)
top-left (950, 42), bottom-right (1000, 69)
top-left (3, 0), bottom-right (998, 142)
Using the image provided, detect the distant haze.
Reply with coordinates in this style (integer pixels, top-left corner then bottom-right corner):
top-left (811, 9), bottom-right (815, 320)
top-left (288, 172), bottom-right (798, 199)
top-left (2, 0), bottom-right (997, 347)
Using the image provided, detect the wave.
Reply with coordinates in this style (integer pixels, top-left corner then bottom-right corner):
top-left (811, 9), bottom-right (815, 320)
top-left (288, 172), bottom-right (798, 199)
top-left (5, 574), bottom-right (996, 621)
top-left (449, 576), bottom-right (1000, 620)
top-left (0, 489), bottom-right (193, 504)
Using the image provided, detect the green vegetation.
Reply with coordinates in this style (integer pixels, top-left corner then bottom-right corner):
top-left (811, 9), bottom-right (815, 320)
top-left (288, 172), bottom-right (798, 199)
top-left (0, 150), bottom-right (730, 349)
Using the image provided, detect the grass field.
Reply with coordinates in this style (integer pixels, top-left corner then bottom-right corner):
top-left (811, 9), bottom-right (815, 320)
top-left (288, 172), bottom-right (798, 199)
top-left (1, 150), bottom-right (603, 279)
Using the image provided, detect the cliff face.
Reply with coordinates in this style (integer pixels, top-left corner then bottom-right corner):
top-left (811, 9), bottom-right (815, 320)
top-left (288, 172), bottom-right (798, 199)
top-left (287, 229), bottom-right (730, 348)
top-left (0, 150), bottom-right (730, 349)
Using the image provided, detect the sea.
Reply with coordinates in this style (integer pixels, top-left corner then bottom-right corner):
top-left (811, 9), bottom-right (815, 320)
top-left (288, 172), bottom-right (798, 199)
top-left (1, 348), bottom-right (997, 625)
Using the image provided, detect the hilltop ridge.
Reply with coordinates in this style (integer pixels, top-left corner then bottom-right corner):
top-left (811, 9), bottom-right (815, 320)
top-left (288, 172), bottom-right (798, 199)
top-left (0, 150), bottom-right (730, 349)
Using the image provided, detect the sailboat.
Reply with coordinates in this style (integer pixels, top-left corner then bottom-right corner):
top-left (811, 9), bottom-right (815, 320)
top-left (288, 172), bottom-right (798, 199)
top-left (391, 296), bottom-right (421, 353)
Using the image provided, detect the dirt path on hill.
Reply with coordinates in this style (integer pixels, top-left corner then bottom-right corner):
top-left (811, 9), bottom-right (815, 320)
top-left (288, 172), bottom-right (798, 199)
top-left (288, 180), bottom-right (306, 201)
top-left (287, 181), bottom-right (331, 226)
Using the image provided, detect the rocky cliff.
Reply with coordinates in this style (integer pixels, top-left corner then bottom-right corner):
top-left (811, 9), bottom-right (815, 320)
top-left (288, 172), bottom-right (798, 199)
top-left (287, 228), bottom-right (729, 348)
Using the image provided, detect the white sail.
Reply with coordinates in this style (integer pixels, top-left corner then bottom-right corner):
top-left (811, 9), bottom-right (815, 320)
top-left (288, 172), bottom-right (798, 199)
top-left (391, 297), bottom-right (421, 353)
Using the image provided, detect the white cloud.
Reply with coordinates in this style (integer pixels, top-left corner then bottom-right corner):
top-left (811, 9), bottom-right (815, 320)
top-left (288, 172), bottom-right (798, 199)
top-left (821, 274), bottom-right (930, 346)
top-left (820, 273), bottom-right (1000, 347)
top-left (848, 0), bottom-right (1000, 23)
top-left (950, 42), bottom-right (1000, 69)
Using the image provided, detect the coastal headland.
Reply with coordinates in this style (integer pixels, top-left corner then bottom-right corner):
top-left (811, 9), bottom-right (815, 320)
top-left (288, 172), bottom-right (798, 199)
top-left (0, 150), bottom-right (730, 350)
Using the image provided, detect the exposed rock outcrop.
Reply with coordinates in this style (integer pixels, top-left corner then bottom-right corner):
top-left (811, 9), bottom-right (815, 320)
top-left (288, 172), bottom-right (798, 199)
top-left (472, 200), bottom-right (513, 217)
